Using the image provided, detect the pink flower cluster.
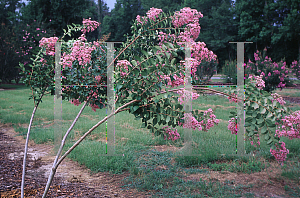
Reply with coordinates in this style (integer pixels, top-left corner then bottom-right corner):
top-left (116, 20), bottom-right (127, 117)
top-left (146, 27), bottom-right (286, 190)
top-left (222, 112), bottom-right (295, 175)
top-left (271, 93), bottom-right (286, 106)
top-left (162, 126), bottom-right (180, 141)
top-left (227, 92), bottom-right (239, 103)
top-left (276, 110), bottom-right (300, 140)
top-left (270, 141), bottom-right (289, 165)
top-left (172, 7), bottom-right (203, 28)
top-left (228, 117), bottom-right (241, 135)
top-left (136, 15), bottom-right (148, 25)
top-left (177, 22), bottom-right (200, 42)
top-left (179, 113), bottom-right (203, 131)
top-left (157, 31), bottom-right (176, 46)
top-left (116, 60), bottom-right (132, 77)
top-left (39, 37), bottom-right (59, 56)
top-left (248, 74), bottom-right (265, 89)
top-left (81, 18), bottom-right (100, 34)
top-left (70, 98), bottom-right (81, 106)
top-left (60, 35), bottom-right (97, 69)
top-left (179, 109), bottom-right (219, 132)
top-left (249, 134), bottom-right (260, 147)
top-left (146, 7), bottom-right (163, 21)
top-left (176, 89), bottom-right (200, 105)
top-left (69, 90), bottom-right (106, 112)
top-left (136, 7), bottom-right (163, 25)
top-left (159, 70), bottom-right (185, 88)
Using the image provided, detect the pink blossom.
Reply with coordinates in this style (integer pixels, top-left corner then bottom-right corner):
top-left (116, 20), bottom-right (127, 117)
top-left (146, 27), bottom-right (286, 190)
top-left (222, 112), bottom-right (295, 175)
top-left (270, 142), bottom-right (289, 165)
top-left (81, 18), bottom-right (100, 34)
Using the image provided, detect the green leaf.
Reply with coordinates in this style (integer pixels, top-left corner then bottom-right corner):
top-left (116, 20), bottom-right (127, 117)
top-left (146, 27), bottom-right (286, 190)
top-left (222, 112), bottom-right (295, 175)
top-left (260, 107), bottom-right (266, 114)
top-left (165, 42), bottom-right (174, 49)
top-left (261, 125), bottom-right (268, 134)
top-left (245, 117), bottom-right (252, 123)
top-left (153, 117), bottom-right (157, 125)
top-left (154, 46), bottom-right (162, 53)
top-left (141, 70), bottom-right (148, 77)
top-left (141, 122), bottom-right (147, 128)
top-left (131, 60), bottom-right (137, 66)
top-left (170, 58), bottom-right (176, 66)
top-left (165, 51), bottom-right (170, 60)
top-left (257, 117), bottom-right (264, 124)
top-left (133, 106), bottom-right (139, 112)
top-left (266, 112), bottom-right (272, 118)
top-left (166, 116), bottom-right (170, 123)
top-left (252, 103), bottom-right (259, 110)
top-left (141, 50), bottom-right (149, 58)
top-left (264, 134), bottom-right (270, 141)
top-left (156, 55), bottom-right (163, 63)
top-left (267, 138), bottom-right (273, 145)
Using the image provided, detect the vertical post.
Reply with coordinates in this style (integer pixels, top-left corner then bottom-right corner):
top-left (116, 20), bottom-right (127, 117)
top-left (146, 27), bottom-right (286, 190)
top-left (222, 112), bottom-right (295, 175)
top-left (182, 42), bottom-right (193, 156)
top-left (229, 42), bottom-right (253, 156)
top-left (106, 42), bottom-right (115, 155)
top-left (99, 42), bottom-right (123, 156)
top-left (54, 42), bottom-right (62, 153)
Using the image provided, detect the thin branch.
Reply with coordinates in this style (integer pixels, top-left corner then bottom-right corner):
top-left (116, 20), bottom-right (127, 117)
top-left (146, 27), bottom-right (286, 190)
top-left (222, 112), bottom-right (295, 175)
top-left (21, 89), bottom-right (46, 198)
top-left (42, 99), bottom-right (138, 197)
top-left (42, 96), bottom-right (91, 198)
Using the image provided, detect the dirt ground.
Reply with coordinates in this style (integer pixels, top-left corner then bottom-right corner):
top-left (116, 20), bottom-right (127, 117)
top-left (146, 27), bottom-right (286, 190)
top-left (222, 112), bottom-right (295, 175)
top-left (0, 122), bottom-right (152, 198)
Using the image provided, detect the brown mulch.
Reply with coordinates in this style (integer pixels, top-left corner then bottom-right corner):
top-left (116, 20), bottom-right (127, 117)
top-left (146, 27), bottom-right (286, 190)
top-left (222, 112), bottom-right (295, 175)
top-left (0, 123), bottom-right (152, 198)
top-left (0, 130), bottom-right (103, 198)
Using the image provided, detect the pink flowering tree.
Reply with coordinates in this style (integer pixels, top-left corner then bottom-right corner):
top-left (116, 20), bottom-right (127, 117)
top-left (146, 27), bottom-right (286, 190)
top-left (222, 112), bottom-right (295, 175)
top-left (18, 7), bottom-right (300, 197)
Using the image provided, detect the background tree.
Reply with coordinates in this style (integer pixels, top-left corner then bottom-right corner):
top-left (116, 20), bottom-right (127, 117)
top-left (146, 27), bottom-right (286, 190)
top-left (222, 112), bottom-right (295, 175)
top-left (101, 0), bottom-right (145, 42)
top-left (234, 0), bottom-right (299, 66)
top-left (270, 0), bottom-right (300, 64)
top-left (19, 0), bottom-right (99, 42)
top-left (97, 0), bottom-right (110, 39)
top-left (0, 0), bottom-right (26, 83)
top-left (140, 0), bottom-right (184, 13)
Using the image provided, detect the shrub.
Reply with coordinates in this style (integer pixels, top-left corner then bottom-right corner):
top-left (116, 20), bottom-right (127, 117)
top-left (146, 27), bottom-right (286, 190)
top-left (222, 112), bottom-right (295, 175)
top-left (245, 48), bottom-right (294, 92)
top-left (222, 59), bottom-right (237, 84)
top-left (193, 59), bottom-right (218, 84)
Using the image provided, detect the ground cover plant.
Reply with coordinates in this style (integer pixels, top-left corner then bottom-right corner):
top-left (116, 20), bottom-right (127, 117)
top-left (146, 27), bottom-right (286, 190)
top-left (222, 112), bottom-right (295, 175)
top-left (8, 6), bottom-right (300, 197)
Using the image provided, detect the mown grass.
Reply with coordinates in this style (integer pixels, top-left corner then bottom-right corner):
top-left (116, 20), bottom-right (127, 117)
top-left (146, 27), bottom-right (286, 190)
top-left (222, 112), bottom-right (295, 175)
top-left (0, 81), bottom-right (300, 197)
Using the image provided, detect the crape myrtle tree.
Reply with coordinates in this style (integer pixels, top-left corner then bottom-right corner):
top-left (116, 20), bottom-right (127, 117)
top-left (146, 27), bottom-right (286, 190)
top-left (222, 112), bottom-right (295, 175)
top-left (18, 7), bottom-right (300, 197)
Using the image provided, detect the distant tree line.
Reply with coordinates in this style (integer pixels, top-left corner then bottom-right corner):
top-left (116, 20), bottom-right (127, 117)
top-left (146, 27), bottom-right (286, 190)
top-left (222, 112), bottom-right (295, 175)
top-left (1, 0), bottom-right (299, 83)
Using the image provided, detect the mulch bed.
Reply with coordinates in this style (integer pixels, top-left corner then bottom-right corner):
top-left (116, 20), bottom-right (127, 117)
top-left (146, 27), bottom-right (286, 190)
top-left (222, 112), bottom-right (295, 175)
top-left (0, 131), bottom-right (108, 198)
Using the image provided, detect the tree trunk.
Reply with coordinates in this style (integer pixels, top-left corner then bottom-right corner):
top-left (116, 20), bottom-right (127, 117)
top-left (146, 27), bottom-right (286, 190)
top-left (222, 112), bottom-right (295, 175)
top-left (98, 0), bottom-right (102, 39)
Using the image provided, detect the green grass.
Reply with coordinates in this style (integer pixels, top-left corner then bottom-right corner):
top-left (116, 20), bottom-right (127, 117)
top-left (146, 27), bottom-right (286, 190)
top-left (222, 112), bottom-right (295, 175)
top-left (0, 83), bottom-right (300, 197)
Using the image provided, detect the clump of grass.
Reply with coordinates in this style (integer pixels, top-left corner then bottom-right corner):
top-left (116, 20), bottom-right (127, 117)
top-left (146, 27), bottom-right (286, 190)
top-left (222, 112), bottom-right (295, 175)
top-left (206, 157), bottom-right (266, 174)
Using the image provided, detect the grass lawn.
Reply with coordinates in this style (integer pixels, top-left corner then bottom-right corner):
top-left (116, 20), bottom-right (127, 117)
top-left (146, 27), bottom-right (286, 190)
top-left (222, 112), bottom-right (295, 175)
top-left (0, 80), bottom-right (300, 197)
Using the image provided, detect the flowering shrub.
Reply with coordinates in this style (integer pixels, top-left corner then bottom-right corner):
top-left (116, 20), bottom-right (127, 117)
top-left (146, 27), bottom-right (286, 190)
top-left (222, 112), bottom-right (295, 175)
top-left (245, 48), bottom-right (293, 92)
top-left (291, 60), bottom-right (300, 80)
